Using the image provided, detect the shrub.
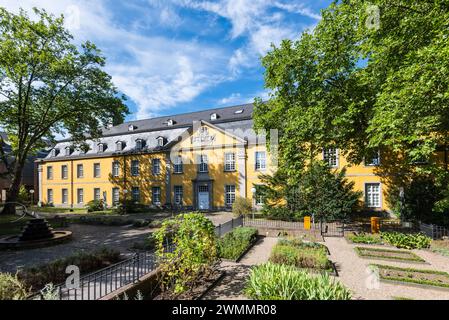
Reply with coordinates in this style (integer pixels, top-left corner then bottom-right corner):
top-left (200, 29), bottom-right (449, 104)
top-left (262, 206), bottom-right (302, 221)
top-left (218, 227), bottom-right (258, 260)
top-left (131, 233), bottom-right (156, 251)
top-left (245, 262), bottom-right (351, 300)
top-left (153, 212), bottom-right (218, 294)
top-left (18, 247), bottom-right (122, 292)
top-left (269, 239), bottom-right (332, 271)
top-left (381, 232), bottom-right (431, 249)
top-left (113, 199), bottom-right (150, 214)
top-left (347, 232), bottom-right (383, 244)
top-left (86, 199), bottom-right (105, 212)
top-left (232, 196), bottom-right (253, 217)
top-left (0, 273), bottom-right (29, 300)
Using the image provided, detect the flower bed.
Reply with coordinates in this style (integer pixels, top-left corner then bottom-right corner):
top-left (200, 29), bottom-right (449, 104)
top-left (355, 247), bottom-right (425, 263)
top-left (380, 232), bottom-right (431, 249)
top-left (370, 264), bottom-right (449, 289)
top-left (245, 262), bottom-right (351, 300)
top-left (269, 238), bottom-right (334, 274)
top-left (346, 232), bottom-right (383, 245)
top-left (217, 227), bottom-right (258, 261)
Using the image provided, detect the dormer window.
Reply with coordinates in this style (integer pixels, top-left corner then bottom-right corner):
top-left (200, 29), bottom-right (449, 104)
top-left (135, 139), bottom-right (144, 150)
top-left (128, 124), bottom-right (137, 131)
top-left (51, 149), bottom-right (58, 157)
top-left (65, 146), bottom-right (72, 156)
top-left (166, 119), bottom-right (175, 126)
top-left (210, 113), bottom-right (218, 120)
top-left (234, 109), bottom-right (243, 114)
top-left (98, 143), bottom-right (106, 153)
top-left (157, 136), bottom-right (165, 147)
top-left (116, 141), bottom-right (124, 152)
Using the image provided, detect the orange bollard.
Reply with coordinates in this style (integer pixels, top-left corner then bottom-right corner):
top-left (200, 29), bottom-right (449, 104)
top-left (304, 216), bottom-right (311, 230)
top-left (371, 217), bottom-right (380, 234)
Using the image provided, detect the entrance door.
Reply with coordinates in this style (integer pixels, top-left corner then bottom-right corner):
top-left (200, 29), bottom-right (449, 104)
top-left (198, 185), bottom-right (209, 210)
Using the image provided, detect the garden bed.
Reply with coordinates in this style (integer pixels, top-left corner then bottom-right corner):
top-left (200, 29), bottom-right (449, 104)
top-left (218, 227), bottom-right (258, 262)
top-left (154, 269), bottom-right (225, 300)
top-left (345, 232), bottom-right (384, 245)
top-left (355, 247), bottom-right (425, 263)
top-left (371, 264), bottom-right (449, 289)
top-left (269, 238), bottom-right (336, 275)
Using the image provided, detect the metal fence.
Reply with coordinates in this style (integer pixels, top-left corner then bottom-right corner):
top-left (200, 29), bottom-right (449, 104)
top-left (420, 222), bottom-right (449, 240)
top-left (243, 217), bottom-right (312, 230)
top-left (214, 215), bottom-right (244, 237)
top-left (30, 217), bottom-right (244, 300)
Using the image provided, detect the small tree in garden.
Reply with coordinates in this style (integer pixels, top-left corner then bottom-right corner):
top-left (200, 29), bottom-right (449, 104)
top-left (232, 196), bottom-right (253, 217)
top-left (153, 212), bottom-right (218, 294)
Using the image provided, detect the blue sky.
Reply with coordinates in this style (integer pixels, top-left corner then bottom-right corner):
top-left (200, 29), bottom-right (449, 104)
top-left (0, 0), bottom-right (332, 121)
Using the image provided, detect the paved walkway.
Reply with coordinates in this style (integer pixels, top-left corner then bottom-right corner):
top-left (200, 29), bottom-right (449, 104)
top-left (203, 236), bottom-right (278, 300)
top-left (324, 237), bottom-right (449, 300)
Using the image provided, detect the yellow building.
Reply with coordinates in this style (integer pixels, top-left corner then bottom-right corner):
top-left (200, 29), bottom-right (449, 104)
top-left (36, 103), bottom-right (392, 212)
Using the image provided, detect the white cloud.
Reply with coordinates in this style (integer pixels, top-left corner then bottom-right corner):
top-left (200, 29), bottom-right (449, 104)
top-left (0, 0), bottom-right (230, 119)
top-left (217, 90), bottom-right (270, 106)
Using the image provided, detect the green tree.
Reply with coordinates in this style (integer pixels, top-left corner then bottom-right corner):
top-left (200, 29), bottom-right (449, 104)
top-left (0, 8), bottom-right (129, 214)
top-left (260, 163), bottom-right (361, 221)
top-left (254, 0), bottom-right (449, 219)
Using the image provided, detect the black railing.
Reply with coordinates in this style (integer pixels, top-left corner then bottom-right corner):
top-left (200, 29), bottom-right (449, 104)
top-left (320, 220), bottom-right (345, 237)
top-left (29, 217), bottom-right (244, 300)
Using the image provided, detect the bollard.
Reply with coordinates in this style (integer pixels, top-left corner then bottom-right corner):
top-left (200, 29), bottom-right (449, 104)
top-left (371, 217), bottom-right (380, 234)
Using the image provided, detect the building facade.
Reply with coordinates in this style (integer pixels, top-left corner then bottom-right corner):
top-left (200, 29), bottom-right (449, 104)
top-left (36, 103), bottom-right (395, 212)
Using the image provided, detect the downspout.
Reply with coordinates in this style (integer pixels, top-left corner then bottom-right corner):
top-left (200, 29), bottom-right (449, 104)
top-left (70, 160), bottom-right (74, 208)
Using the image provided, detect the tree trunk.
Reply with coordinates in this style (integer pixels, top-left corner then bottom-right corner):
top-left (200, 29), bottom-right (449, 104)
top-left (1, 160), bottom-right (25, 215)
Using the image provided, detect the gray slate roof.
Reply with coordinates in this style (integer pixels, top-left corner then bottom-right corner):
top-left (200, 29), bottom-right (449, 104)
top-left (42, 103), bottom-right (262, 162)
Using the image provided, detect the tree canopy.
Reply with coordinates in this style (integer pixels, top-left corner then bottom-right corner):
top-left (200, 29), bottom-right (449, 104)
top-left (0, 8), bottom-right (129, 212)
top-left (254, 0), bottom-right (449, 174)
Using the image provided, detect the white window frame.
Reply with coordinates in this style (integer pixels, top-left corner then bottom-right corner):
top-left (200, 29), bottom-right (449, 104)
top-left (65, 147), bottom-right (71, 156)
top-left (93, 163), bottom-right (101, 178)
top-left (98, 143), bottom-right (105, 153)
top-left (174, 185), bottom-right (183, 205)
top-left (77, 188), bottom-right (84, 204)
top-left (131, 187), bottom-right (140, 202)
top-left (136, 139), bottom-right (143, 150)
top-left (152, 158), bottom-right (161, 175)
top-left (224, 152), bottom-right (236, 172)
top-left (61, 165), bottom-right (68, 179)
top-left (323, 148), bottom-right (339, 168)
top-left (77, 164), bottom-right (84, 178)
top-left (131, 160), bottom-right (140, 176)
top-left (94, 188), bottom-right (101, 201)
top-left (47, 166), bottom-right (53, 180)
top-left (157, 137), bottom-right (164, 147)
top-left (62, 189), bottom-right (68, 204)
top-left (116, 141), bottom-right (123, 152)
top-left (199, 155), bottom-right (208, 173)
top-left (225, 185), bottom-right (236, 206)
top-left (255, 185), bottom-right (264, 206)
top-left (152, 187), bottom-right (161, 205)
top-left (112, 161), bottom-right (120, 177)
top-left (47, 189), bottom-right (53, 204)
top-left (365, 183), bottom-right (381, 208)
top-left (173, 155), bottom-right (183, 173)
top-left (112, 187), bottom-right (120, 205)
top-left (255, 151), bottom-right (266, 171)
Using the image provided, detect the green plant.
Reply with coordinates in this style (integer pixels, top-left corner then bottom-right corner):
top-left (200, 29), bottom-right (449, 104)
top-left (232, 196), bottom-right (253, 217)
top-left (40, 283), bottom-right (59, 300)
top-left (18, 247), bottom-right (122, 292)
top-left (153, 212), bottom-right (218, 294)
top-left (269, 239), bottom-right (332, 271)
top-left (354, 247), bottom-right (425, 262)
top-left (112, 199), bottom-right (149, 214)
top-left (0, 273), bottom-right (29, 300)
top-left (245, 262), bottom-right (351, 300)
top-left (218, 227), bottom-right (258, 260)
top-left (381, 232), bottom-right (431, 249)
top-left (347, 232), bottom-right (383, 244)
top-left (86, 199), bottom-right (105, 212)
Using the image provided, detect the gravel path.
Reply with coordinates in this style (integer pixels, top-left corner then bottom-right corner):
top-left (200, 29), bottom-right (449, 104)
top-left (203, 237), bottom-right (278, 300)
top-left (324, 237), bottom-right (449, 300)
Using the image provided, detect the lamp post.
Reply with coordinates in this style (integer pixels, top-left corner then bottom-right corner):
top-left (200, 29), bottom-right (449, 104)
top-left (29, 189), bottom-right (35, 205)
top-left (251, 187), bottom-right (256, 220)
